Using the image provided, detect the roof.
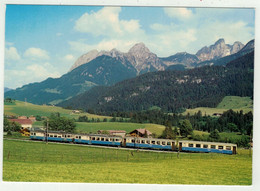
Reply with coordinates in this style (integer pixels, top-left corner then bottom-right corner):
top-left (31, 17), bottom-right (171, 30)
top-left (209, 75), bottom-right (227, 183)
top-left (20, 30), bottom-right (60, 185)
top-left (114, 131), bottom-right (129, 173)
top-left (129, 129), bottom-right (152, 135)
top-left (9, 119), bottom-right (33, 125)
top-left (99, 130), bottom-right (126, 133)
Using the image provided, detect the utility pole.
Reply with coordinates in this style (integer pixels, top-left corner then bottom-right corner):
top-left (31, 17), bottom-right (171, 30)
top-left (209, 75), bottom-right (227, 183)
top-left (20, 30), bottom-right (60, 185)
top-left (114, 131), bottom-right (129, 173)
top-left (46, 118), bottom-right (49, 144)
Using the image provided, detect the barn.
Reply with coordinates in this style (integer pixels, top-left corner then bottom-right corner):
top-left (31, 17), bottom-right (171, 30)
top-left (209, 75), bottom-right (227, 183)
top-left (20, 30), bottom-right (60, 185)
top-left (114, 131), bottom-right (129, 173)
top-left (129, 129), bottom-right (152, 138)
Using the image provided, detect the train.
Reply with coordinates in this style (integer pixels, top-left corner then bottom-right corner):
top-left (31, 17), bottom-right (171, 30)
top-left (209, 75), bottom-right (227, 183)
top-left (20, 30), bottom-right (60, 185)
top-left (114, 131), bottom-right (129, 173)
top-left (30, 130), bottom-right (237, 155)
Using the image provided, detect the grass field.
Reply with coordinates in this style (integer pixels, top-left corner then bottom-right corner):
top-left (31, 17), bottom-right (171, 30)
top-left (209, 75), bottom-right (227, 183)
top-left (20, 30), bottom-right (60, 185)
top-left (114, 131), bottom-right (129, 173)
top-left (4, 100), bottom-right (111, 120)
top-left (183, 96), bottom-right (253, 116)
top-left (75, 122), bottom-right (165, 135)
top-left (3, 139), bottom-right (252, 185)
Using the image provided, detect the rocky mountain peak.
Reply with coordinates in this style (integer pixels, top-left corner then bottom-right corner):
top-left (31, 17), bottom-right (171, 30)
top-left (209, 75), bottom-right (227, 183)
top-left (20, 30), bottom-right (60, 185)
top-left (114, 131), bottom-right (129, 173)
top-left (196, 38), bottom-right (244, 62)
top-left (69, 49), bottom-right (99, 72)
top-left (214, 38), bottom-right (225, 45)
top-left (128, 42), bottom-right (151, 55)
top-left (231, 41), bottom-right (244, 54)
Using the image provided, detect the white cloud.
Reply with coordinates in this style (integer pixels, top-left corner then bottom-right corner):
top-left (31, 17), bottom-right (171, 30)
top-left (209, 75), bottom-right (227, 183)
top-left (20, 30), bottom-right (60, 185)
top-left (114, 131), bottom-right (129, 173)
top-left (74, 7), bottom-right (143, 38)
top-left (24, 47), bottom-right (50, 60)
top-left (5, 63), bottom-right (61, 89)
top-left (5, 47), bottom-right (21, 61)
top-left (164, 8), bottom-right (193, 20)
top-left (64, 54), bottom-right (75, 61)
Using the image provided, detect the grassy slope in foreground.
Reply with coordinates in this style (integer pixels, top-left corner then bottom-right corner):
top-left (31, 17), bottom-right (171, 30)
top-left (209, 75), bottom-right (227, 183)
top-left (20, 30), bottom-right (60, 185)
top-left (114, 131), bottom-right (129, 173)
top-left (3, 139), bottom-right (252, 184)
top-left (183, 96), bottom-right (253, 116)
top-left (4, 100), bottom-right (111, 120)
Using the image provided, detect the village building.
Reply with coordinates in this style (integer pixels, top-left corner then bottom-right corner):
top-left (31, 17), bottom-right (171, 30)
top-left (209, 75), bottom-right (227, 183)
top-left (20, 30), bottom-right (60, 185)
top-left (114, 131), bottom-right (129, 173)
top-left (98, 130), bottom-right (126, 137)
top-left (213, 113), bottom-right (222, 117)
top-left (72, 110), bottom-right (81, 114)
top-left (9, 119), bottom-right (33, 130)
top-left (129, 129), bottom-right (152, 138)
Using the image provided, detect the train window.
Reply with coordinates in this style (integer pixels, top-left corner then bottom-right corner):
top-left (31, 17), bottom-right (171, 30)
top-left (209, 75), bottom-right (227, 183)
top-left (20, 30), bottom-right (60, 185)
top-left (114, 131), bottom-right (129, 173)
top-left (196, 144), bottom-right (201, 148)
top-left (226, 146), bottom-right (231, 150)
top-left (58, 136), bottom-right (61, 138)
top-left (79, 136), bottom-right (81, 139)
top-left (162, 141), bottom-right (165, 145)
top-left (101, 138), bottom-right (104, 141)
top-left (189, 143), bottom-right (194, 147)
top-left (68, 135), bottom-right (71, 138)
top-left (157, 141), bottom-right (160, 145)
top-left (218, 146), bottom-right (223, 149)
top-left (50, 135), bottom-right (53, 137)
top-left (152, 141), bottom-right (155, 144)
top-left (211, 145), bottom-right (216, 149)
top-left (167, 142), bottom-right (171, 145)
top-left (97, 138), bottom-right (100, 141)
top-left (76, 136), bottom-right (78, 138)
top-left (131, 139), bottom-right (135, 143)
top-left (106, 138), bottom-right (109, 141)
top-left (146, 140), bottom-right (150, 144)
top-left (54, 135), bottom-right (57, 138)
top-left (92, 137), bottom-right (95, 140)
top-left (141, 140), bottom-right (145, 144)
top-left (203, 145), bottom-right (208, 148)
top-left (30, 133), bottom-right (33, 135)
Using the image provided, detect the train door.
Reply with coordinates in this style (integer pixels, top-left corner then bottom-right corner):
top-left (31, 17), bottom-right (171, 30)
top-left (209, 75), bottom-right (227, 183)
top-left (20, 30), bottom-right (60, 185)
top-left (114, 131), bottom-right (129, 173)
top-left (89, 137), bottom-right (92, 145)
top-left (171, 142), bottom-right (175, 151)
top-left (123, 138), bottom-right (126, 147)
top-left (179, 142), bottom-right (182, 151)
top-left (232, 146), bottom-right (237, 154)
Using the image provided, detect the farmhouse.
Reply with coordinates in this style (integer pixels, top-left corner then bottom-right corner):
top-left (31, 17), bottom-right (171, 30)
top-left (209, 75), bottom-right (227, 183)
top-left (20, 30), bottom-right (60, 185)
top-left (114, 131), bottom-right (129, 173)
top-left (9, 119), bottom-right (33, 130)
top-left (98, 130), bottom-right (126, 137)
top-left (129, 129), bottom-right (152, 138)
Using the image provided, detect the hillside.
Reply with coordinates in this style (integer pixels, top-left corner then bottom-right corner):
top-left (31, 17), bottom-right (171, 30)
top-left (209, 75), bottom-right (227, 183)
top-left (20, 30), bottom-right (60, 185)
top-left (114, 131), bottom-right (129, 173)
top-left (183, 96), bottom-right (253, 116)
top-left (59, 51), bottom-right (254, 114)
top-left (4, 100), bottom-right (111, 120)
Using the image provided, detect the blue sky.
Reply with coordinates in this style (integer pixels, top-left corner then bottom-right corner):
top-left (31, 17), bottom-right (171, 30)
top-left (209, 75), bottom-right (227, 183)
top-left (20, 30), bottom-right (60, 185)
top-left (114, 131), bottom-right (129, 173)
top-left (4, 5), bottom-right (255, 89)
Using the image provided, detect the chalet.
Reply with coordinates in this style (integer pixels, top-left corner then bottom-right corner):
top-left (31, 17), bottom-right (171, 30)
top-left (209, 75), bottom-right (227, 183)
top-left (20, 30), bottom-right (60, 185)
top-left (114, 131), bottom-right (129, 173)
top-left (212, 113), bottom-right (223, 117)
top-left (9, 119), bottom-right (33, 130)
top-left (129, 129), bottom-right (152, 138)
top-left (72, 110), bottom-right (81, 114)
top-left (98, 130), bottom-right (126, 137)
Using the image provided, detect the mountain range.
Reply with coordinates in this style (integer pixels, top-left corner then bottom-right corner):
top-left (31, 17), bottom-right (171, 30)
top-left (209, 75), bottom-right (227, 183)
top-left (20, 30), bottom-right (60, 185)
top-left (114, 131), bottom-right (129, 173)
top-left (5, 38), bottom-right (254, 106)
top-left (59, 51), bottom-right (254, 113)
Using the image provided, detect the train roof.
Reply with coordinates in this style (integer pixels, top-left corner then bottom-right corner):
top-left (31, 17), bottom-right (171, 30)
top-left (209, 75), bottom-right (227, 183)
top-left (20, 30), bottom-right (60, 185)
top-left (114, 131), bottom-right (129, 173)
top-left (31, 130), bottom-right (122, 138)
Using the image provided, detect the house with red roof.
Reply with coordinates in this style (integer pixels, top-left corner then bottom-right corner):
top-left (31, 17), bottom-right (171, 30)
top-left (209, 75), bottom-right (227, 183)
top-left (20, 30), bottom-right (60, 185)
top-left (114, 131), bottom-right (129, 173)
top-left (9, 119), bottom-right (33, 130)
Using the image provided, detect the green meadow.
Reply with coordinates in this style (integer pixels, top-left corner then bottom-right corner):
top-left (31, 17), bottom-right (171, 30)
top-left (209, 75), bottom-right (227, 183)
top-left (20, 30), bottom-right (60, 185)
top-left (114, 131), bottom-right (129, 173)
top-left (75, 122), bottom-right (165, 135)
top-left (183, 96), bottom-right (253, 116)
top-left (3, 139), bottom-right (252, 185)
top-left (4, 100), bottom-right (111, 120)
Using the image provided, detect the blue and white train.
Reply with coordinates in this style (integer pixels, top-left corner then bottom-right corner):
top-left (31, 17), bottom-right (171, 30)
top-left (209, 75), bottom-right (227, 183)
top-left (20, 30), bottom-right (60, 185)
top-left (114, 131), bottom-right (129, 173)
top-left (30, 130), bottom-right (237, 155)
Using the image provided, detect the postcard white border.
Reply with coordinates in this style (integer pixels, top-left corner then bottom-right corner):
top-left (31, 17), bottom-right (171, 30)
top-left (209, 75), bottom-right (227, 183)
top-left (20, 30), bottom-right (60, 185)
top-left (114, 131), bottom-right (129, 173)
top-left (0, 0), bottom-right (259, 191)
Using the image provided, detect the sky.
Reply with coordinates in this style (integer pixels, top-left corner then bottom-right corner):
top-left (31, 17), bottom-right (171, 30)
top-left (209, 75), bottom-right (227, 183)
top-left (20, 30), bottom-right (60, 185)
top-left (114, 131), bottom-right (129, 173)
top-left (4, 5), bottom-right (255, 89)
